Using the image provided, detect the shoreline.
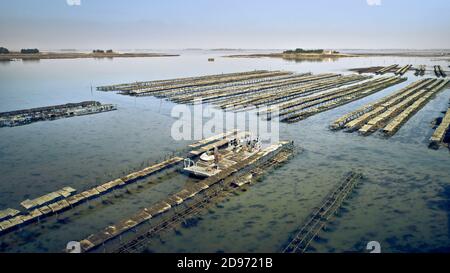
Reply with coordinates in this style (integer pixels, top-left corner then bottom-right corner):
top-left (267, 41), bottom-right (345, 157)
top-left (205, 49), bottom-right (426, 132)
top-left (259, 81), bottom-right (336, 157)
top-left (223, 52), bottom-right (360, 60)
top-left (0, 52), bottom-right (179, 61)
top-left (224, 51), bottom-right (450, 59)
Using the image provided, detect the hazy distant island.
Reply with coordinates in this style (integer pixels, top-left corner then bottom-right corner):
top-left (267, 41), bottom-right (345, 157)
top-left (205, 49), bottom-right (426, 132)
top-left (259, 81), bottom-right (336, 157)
top-left (0, 47), bottom-right (179, 61)
top-left (224, 48), bottom-right (450, 60)
top-left (225, 48), bottom-right (358, 60)
top-left (344, 49), bottom-right (450, 58)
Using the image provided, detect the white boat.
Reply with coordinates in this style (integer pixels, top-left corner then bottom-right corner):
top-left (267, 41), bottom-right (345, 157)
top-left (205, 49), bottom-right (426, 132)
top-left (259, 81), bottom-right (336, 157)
top-left (183, 137), bottom-right (261, 178)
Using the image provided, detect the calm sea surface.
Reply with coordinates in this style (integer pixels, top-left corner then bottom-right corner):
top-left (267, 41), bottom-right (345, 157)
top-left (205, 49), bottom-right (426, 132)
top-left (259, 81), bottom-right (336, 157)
top-left (0, 50), bottom-right (449, 253)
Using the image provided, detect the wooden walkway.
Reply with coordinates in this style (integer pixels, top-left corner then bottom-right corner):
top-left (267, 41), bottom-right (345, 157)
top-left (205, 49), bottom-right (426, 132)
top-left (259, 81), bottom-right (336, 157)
top-left (375, 64), bottom-right (398, 75)
top-left (0, 157), bottom-right (183, 235)
top-left (429, 101), bottom-right (450, 149)
top-left (282, 172), bottom-right (362, 253)
top-left (0, 101), bottom-right (116, 128)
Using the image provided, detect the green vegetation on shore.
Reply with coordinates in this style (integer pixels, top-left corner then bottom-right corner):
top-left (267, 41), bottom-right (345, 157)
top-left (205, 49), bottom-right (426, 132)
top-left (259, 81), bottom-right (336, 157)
top-left (0, 47), bottom-right (10, 54)
top-left (20, 48), bottom-right (39, 54)
top-left (93, 49), bottom-right (114, 54)
top-left (283, 48), bottom-right (339, 54)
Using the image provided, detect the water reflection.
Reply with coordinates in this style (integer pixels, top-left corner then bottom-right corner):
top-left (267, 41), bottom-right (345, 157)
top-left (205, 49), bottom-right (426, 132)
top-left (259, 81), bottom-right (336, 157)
top-left (281, 56), bottom-right (340, 63)
top-left (0, 59), bottom-right (12, 65)
top-left (22, 59), bottom-right (40, 63)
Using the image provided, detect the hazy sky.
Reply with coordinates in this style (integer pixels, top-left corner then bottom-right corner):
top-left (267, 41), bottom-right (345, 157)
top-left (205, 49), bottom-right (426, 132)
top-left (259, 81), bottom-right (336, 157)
top-left (1, 0), bottom-right (450, 50)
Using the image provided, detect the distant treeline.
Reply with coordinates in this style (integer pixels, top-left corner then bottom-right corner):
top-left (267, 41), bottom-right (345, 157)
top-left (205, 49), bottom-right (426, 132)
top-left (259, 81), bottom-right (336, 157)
top-left (2, 48), bottom-right (118, 54)
top-left (0, 48), bottom-right (41, 54)
top-left (21, 48), bottom-right (40, 54)
top-left (283, 48), bottom-right (339, 54)
top-left (0, 47), bottom-right (10, 54)
top-left (93, 49), bottom-right (114, 53)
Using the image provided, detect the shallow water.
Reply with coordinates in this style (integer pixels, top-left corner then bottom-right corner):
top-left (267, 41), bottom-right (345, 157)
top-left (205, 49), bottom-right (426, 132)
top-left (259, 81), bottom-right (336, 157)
top-left (0, 51), bottom-right (449, 253)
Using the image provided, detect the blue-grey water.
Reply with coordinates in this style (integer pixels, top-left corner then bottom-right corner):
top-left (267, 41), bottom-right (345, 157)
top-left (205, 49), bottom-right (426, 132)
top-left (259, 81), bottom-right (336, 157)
top-left (0, 51), bottom-right (449, 253)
